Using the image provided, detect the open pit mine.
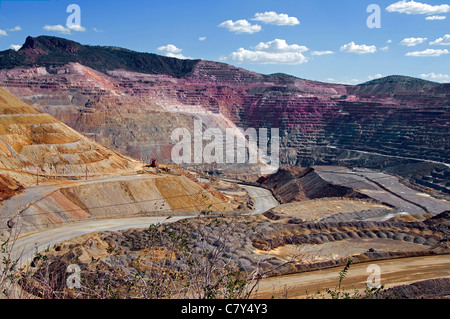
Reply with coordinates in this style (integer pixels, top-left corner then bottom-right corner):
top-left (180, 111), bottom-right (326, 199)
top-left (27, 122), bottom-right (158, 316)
top-left (0, 36), bottom-right (448, 299)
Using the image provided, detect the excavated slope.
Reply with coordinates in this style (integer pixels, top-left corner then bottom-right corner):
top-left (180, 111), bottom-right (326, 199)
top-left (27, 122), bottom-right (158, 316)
top-left (0, 89), bottom-right (239, 239)
top-left (0, 87), bottom-right (141, 187)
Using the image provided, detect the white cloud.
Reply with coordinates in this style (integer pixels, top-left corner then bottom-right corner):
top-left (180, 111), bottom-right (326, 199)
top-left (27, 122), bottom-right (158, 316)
top-left (43, 24), bottom-right (71, 34)
top-left (406, 48), bottom-right (449, 56)
top-left (218, 19), bottom-right (262, 34)
top-left (386, 0), bottom-right (450, 15)
top-left (252, 11), bottom-right (300, 26)
top-left (387, 39), bottom-right (392, 43)
top-left (7, 26), bottom-right (21, 32)
top-left (254, 39), bottom-right (308, 53)
top-left (198, 37), bottom-right (207, 41)
top-left (229, 39), bottom-right (308, 64)
top-left (430, 34), bottom-right (450, 45)
top-left (43, 23), bottom-right (85, 35)
top-left (9, 44), bottom-right (21, 51)
top-left (425, 15), bottom-right (447, 20)
top-left (400, 37), bottom-right (427, 46)
top-left (419, 72), bottom-right (450, 82)
top-left (325, 78), bottom-right (335, 82)
top-left (0, 29), bottom-right (7, 37)
top-left (380, 46), bottom-right (390, 52)
top-left (368, 74), bottom-right (383, 80)
top-left (311, 50), bottom-right (335, 56)
top-left (157, 44), bottom-right (182, 54)
top-left (157, 44), bottom-right (191, 59)
top-left (67, 24), bottom-right (86, 32)
top-left (93, 27), bottom-right (104, 33)
top-left (340, 42), bottom-right (377, 54)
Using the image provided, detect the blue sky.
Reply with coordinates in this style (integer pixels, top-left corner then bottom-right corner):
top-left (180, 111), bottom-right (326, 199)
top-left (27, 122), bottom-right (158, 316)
top-left (0, 0), bottom-right (449, 83)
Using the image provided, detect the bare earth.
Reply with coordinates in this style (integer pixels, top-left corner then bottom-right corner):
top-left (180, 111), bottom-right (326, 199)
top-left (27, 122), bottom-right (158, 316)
top-left (254, 254), bottom-right (450, 299)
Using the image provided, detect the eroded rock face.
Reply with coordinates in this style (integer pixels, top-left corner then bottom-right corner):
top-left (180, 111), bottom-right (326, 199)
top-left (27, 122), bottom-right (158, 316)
top-left (0, 87), bottom-right (141, 185)
top-left (1, 36), bottom-right (448, 194)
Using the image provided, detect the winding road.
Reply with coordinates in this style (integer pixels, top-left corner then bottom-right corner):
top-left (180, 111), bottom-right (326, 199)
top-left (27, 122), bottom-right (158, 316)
top-left (5, 179), bottom-right (449, 299)
top-left (8, 180), bottom-right (279, 266)
top-left (240, 184), bottom-right (279, 215)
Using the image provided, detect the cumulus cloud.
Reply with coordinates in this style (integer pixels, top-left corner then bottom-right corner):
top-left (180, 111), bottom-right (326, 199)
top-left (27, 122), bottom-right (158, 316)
top-left (406, 48), bottom-right (449, 56)
top-left (218, 19), bottom-right (262, 34)
top-left (340, 42), bottom-right (377, 54)
top-left (67, 24), bottom-right (86, 32)
top-left (43, 25), bottom-right (71, 34)
top-left (386, 0), bottom-right (450, 15)
top-left (229, 39), bottom-right (308, 64)
top-left (157, 44), bottom-right (191, 59)
top-left (7, 26), bottom-right (21, 32)
top-left (430, 34), bottom-right (450, 45)
top-left (380, 46), bottom-right (390, 52)
top-left (419, 72), bottom-right (450, 81)
top-left (425, 15), bottom-right (447, 20)
top-left (9, 44), bottom-right (21, 51)
top-left (311, 50), bottom-right (335, 56)
top-left (198, 37), bottom-right (207, 41)
top-left (253, 39), bottom-right (308, 53)
top-left (252, 11), bottom-right (300, 26)
top-left (400, 37), bottom-right (428, 46)
top-left (0, 29), bottom-right (7, 37)
top-left (43, 23), bottom-right (85, 35)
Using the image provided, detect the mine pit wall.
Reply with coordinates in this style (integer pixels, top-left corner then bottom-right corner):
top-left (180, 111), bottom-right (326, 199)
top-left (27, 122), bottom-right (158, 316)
top-left (2, 64), bottom-right (448, 195)
top-left (4, 174), bottom-right (231, 237)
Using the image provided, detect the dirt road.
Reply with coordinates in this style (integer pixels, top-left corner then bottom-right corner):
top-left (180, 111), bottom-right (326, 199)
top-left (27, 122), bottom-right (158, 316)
top-left (240, 184), bottom-right (279, 215)
top-left (254, 254), bottom-right (450, 299)
top-left (10, 215), bottom-right (190, 266)
top-left (8, 180), bottom-right (278, 266)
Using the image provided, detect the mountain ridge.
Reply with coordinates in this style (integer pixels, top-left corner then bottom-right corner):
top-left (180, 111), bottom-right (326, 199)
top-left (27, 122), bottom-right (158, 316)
top-left (0, 35), bottom-right (443, 88)
top-left (1, 35), bottom-right (200, 78)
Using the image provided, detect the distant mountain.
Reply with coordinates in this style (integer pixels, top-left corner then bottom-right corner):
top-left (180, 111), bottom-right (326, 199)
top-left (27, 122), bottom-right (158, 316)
top-left (349, 75), bottom-right (446, 96)
top-left (0, 36), bottom-right (200, 78)
top-left (358, 75), bottom-right (437, 86)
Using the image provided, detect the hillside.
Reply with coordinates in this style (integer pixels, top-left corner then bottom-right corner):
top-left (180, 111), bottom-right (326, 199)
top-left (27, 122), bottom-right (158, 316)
top-left (1, 36), bottom-right (200, 78)
top-left (0, 87), bottom-right (141, 184)
top-left (0, 88), bottom-right (241, 238)
top-left (1, 35), bottom-right (449, 195)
